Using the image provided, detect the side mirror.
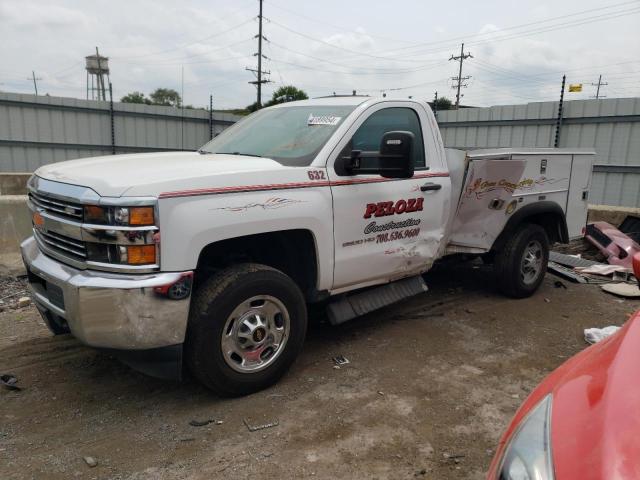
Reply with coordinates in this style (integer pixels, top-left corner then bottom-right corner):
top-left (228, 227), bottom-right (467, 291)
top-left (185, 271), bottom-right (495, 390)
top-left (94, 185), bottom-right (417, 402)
top-left (342, 131), bottom-right (415, 179)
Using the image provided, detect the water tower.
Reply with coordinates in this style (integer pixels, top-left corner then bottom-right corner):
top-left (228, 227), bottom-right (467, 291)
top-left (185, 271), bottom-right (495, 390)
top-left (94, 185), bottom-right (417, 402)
top-left (85, 48), bottom-right (110, 101)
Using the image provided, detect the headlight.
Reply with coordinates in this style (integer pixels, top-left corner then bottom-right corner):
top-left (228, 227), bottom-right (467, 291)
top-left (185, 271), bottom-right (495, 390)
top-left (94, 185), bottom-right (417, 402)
top-left (498, 394), bottom-right (555, 480)
top-left (84, 205), bottom-right (155, 226)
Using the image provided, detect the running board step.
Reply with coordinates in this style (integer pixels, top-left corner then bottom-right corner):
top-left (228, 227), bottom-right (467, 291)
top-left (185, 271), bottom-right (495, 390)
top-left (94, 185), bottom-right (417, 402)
top-left (326, 275), bottom-right (429, 325)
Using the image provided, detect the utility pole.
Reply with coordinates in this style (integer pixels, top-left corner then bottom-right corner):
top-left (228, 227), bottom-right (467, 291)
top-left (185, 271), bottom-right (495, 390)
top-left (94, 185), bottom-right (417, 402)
top-left (591, 74), bottom-right (608, 99)
top-left (449, 43), bottom-right (472, 109)
top-left (433, 91), bottom-right (438, 119)
top-left (554, 75), bottom-right (566, 148)
top-left (246, 0), bottom-right (270, 109)
top-left (29, 71), bottom-right (42, 96)
top-left (209, 94), bottom-right (214, 140)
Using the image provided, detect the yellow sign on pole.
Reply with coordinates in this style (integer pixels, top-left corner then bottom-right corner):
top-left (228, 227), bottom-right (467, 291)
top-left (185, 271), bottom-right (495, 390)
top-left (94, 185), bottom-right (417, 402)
top-left (568, 84), bottom-right (583, 92)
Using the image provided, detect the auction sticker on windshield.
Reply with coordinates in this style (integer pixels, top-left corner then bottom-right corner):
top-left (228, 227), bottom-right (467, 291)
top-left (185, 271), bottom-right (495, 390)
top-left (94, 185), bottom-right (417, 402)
top-left (307, 114), bottom-right (342, 126)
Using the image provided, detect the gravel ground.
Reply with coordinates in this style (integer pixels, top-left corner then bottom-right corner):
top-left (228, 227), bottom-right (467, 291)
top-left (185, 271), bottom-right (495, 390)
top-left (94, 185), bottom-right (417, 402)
top-left (1, 262), bottom-right (638, 480)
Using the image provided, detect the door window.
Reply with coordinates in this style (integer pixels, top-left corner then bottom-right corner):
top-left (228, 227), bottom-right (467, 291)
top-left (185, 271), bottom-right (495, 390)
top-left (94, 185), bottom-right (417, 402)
top-left (340, 107), bottom-right (426, 170)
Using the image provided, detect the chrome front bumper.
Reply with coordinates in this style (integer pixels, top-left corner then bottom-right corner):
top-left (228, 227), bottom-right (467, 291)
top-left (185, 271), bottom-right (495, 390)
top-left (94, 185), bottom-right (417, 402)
top-left (21, 236), bottom-right (192, 350)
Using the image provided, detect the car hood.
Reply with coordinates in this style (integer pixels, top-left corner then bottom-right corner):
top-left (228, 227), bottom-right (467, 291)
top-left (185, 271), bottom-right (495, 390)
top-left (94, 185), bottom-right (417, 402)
top-left (35, 152), bottom-right (288, 197)
top-left (549, 312), bottom-right (640, 479)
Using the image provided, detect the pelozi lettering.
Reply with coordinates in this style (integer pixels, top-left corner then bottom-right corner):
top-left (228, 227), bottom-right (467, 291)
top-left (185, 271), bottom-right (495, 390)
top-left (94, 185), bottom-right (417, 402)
top-left (363, 198), bottom-right (424, 219)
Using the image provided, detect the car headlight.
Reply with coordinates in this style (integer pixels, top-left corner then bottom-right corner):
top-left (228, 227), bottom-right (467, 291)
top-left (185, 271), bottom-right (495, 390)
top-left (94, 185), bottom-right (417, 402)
top-left (84, 205), bottom-right (155, 226)
top-left (498, 394), bottom-right (555, 480)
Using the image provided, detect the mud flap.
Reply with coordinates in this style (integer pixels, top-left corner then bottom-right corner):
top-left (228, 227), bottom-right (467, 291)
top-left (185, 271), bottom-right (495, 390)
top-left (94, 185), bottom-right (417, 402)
top-left (326, 275), bottom-right (428, 325)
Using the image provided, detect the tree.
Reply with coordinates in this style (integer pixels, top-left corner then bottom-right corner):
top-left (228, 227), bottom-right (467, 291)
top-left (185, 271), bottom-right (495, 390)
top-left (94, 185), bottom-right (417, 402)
top-left (120, 91), bottom-right (150, 104)
top-left (432, 96), bottom-right (453, 111)
top-left (149, 88), bottom-right (182, 107)
top-left (265, 86), bottom-right (308, 107)
top-left (245, 101), bottom-right (261, 113)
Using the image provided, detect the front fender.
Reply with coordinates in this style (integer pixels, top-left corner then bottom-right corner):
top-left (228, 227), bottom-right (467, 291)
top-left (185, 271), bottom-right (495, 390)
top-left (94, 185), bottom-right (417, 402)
top-left (158, 188), bottom-right (334, 291)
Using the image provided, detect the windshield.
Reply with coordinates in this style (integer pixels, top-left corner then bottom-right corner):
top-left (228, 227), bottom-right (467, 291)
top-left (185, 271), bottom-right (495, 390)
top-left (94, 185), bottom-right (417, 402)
top-left (199, 105), bottom-right (356, 166)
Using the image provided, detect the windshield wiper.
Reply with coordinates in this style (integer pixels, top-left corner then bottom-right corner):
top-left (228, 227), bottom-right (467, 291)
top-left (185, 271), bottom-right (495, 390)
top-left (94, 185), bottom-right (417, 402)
top-left (218, 151), bottom-right (264, 158)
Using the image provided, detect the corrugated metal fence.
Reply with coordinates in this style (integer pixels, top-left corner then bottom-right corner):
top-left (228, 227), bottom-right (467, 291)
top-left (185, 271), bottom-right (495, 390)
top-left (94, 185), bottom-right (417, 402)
top-left (437, 98), bottom-right (640, 207)
top-left (1, 92), bottom-right (639, 207)
top-left (0, 91), bottom-right (241, 172)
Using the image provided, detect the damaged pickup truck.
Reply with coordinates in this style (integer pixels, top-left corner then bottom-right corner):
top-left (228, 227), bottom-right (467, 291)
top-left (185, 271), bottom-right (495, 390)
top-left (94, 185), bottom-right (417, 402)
top-left (21, 96), bottom-right (595, 395)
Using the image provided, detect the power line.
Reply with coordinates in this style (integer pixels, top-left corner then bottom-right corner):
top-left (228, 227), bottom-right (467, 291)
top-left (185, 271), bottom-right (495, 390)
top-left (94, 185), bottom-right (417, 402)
top-left (381, 4), bottom-right (640, 61)
top-left (111, 17), bottom-right (256, 60)
top-left (449, 43), bottom-right (472, 109)
top-left (118, 37), bottom-right (255, 65)
top-left (268, 53), bottom-right (448, 76)
top-left (267, 0), bottom-right (416, 45)
top-left (376, 1), bottom-right (640, 58)
top-left (267, 18), bottom-right (426, 64)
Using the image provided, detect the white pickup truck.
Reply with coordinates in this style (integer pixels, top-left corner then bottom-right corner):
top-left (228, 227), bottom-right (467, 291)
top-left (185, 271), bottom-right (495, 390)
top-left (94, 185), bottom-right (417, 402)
top-left (21, 96), bottom-right (594, 396)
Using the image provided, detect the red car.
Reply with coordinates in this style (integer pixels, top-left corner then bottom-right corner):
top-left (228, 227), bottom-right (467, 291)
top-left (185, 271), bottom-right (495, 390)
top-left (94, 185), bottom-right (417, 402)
top-left (487, 252), bottom-right (640, 480)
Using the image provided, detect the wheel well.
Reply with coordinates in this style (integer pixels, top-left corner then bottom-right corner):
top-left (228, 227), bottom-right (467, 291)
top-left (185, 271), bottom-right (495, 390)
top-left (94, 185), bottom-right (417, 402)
top-left (195, 230), bottom-right (319, 301)
top-left (492, 201), bottom-right (569, 252)
top-left (523, 212), bottom-right (567, 244)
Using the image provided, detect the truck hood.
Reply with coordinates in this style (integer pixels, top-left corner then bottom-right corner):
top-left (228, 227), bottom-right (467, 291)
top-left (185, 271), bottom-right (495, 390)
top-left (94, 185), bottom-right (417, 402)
top-left (35, 152), bottom-right (288, 197)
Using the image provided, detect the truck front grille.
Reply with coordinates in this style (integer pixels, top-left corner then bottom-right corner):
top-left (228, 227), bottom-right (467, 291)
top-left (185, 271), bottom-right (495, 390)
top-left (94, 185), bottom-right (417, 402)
top-left (29, 191), bottom-right (84, 221)
top-left (34, 229), bottom-right (87, 261)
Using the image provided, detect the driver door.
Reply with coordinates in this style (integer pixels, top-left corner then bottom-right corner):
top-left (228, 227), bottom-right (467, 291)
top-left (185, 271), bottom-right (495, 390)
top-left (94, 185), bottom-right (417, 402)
top-left (328, 102), bottom-right (451, 291)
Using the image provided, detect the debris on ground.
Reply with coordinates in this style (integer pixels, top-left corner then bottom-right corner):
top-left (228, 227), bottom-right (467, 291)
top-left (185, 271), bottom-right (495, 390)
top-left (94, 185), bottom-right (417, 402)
top-left (601, 283), bottom-right (640, 298)
top-left (243, 418), bottom-right (279, 432)
top-left (549, 251), bottom-right (599, 269)
top-left (554, 280), bottom-right (567, 289)
top-left (548, 261), bottom-right (588, 284)
top-left (16, 297), bottom-right (30, 308)
top-left (619, 215), bottom-right (640, 244)
top-left (189, 418), bottom-right (223, 427)
top-left (1, 374), bottom-right (21, 391)
top-left (585, 222), bottom-right (640, 270)
top-left (584, 326), bottom-right (621, 344)
top-left (83, 456), bottom-right (98, 468)
top-left (549, 253), bottom-right (637, 285)
top-left (332, 355), bottom-right (350, 366)
top-left (576, 264), bottom-right (631, 277)
top-left (442, 453), bottom-right (465, 464)
top-left (0, 276), bottom-right (30, 310)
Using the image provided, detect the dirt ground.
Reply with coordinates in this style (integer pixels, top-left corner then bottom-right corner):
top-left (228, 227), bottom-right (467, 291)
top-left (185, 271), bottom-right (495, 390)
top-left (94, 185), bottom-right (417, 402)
top-left (1, 262), bottom-right (638, 480)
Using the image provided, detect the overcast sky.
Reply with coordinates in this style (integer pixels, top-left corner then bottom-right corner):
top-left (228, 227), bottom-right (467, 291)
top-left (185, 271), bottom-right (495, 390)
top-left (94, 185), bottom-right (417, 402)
top-left (1, 0), bottom-right (639, 109)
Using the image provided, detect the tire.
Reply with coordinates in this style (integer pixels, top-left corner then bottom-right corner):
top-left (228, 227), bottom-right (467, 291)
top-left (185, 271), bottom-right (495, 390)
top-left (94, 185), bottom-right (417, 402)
top-left (185, 263), bottom-right (307, 396)
top-left (494, 223), bottom-right (549, 298)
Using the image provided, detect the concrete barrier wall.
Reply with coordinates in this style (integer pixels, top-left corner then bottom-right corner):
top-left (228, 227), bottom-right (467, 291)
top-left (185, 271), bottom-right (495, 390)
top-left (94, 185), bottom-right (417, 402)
top-left (0, 173), bottom-right (30, 195)
top-left (0, 195), bottom-right (30, 274)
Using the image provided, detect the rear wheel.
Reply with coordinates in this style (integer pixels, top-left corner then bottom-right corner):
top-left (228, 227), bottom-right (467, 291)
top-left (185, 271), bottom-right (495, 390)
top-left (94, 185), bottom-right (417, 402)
top-left (186, 263), bottom-right (307, 396)
top-left (494, 223), bottom-right (549, 298)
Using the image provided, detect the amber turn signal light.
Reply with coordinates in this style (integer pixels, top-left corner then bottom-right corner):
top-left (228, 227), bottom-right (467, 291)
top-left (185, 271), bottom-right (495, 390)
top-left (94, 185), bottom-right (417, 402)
top-left (129, 207), bottom-right (154, 226)
top-left (126, 245), bottom-right (156, 265)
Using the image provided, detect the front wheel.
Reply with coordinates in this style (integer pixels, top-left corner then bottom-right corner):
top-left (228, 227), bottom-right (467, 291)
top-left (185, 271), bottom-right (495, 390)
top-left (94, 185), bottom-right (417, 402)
top-left (185, 263), bottom-right (307, 396)
top-left (494, 223), bottom-right (549, 298)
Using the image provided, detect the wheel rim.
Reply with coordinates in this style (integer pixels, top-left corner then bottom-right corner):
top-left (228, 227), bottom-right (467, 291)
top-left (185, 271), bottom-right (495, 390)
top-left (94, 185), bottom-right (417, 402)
top-left (221, 295), bottom-right (290, 373)
top-left (520, 240), bottom-right (544, 285)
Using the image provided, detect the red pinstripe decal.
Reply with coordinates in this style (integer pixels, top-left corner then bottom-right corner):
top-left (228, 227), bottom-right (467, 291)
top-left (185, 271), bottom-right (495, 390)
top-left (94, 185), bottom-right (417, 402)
top-left (159, 171), bottom-right (450, 199)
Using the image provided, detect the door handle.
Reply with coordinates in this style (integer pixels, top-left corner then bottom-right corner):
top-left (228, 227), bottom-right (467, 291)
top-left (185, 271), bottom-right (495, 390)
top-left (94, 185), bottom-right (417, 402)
top-left (420, 182), bottom-right (442, 192)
